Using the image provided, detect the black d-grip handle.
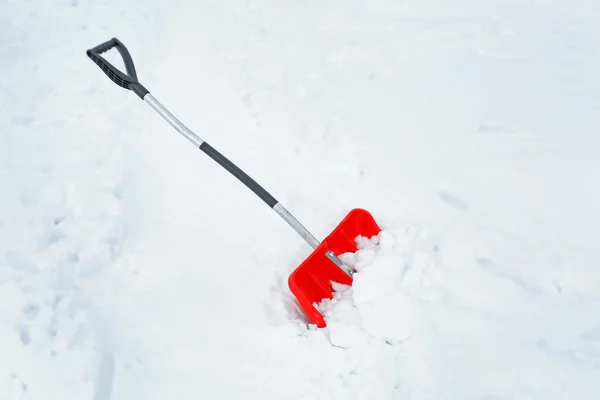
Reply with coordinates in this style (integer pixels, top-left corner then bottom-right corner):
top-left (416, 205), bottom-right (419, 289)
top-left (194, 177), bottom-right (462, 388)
top-left (87, 38), bottom-right (149, 99)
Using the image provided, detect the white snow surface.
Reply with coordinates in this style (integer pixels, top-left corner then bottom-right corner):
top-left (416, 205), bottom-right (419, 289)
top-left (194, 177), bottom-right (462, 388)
top-left (2, 0), bottom-right (600, 399)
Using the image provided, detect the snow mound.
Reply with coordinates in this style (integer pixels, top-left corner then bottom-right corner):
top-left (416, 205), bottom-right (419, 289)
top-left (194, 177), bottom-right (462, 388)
top-left (318, 230), bottom-right (413, 348)
top-left (309, 226), bottom-right (436, 398)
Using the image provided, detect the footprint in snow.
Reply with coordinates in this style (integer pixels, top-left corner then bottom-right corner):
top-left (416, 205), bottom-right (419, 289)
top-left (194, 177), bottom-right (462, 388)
top-left (16, 324), bottom-right (30, 346)
top-left (438, 190), bottom-right (469, 211)
top-left (16, 303), bottom-right (40, 346)
top-left (0, 374), bottom-right (27, 399)
top-left (23, 303), bottom-right (40, 320)
top-left (476, 257), bottom-right (543, 296)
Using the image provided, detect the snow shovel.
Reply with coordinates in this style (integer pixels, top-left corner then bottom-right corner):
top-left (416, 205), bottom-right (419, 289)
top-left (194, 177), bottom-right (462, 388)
top-left (86, 37), bottom-right (381, 327)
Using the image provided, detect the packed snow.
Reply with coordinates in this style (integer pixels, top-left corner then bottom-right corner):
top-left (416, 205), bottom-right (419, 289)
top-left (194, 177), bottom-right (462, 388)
top-left (2, 0), bottom-right (600, 399)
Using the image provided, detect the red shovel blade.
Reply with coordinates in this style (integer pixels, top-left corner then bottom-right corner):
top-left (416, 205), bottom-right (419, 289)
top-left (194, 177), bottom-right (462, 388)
top-left (288, 208), bottom-right (382, 327)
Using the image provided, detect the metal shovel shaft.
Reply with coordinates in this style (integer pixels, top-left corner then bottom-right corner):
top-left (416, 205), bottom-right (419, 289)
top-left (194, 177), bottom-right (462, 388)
top-left (146, 94), bottom-right (352, 276)
top-left (145, 93), bottom-right (322, 248)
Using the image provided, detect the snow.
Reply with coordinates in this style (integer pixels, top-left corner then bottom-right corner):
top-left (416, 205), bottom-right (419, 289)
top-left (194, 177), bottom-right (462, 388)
top-left (2, 0), bottom-right (600, 399)
top-left (318, 231), bottom-right (410, 349)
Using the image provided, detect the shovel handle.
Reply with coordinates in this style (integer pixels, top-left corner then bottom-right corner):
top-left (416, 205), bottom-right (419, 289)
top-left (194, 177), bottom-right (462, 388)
top-left (86, 38), bottom-right (148, 99)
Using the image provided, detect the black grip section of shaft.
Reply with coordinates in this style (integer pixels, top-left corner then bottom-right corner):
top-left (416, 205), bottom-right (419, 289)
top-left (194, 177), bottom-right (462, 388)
top-left (86, 38), bottom-right (149, 99)
top-left (200, 142), bottom-right (278, 208)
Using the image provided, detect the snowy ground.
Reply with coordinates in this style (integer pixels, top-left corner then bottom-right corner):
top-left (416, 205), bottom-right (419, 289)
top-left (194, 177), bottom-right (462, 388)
top-left (2, 0), bottom-right (600, 399)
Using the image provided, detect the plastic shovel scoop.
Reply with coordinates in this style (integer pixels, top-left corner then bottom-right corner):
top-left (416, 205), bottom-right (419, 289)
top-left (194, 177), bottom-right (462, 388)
top-left (86, 37), bottom-right (382, 328)
top-left (289, 208), bottom-right (381, 327)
